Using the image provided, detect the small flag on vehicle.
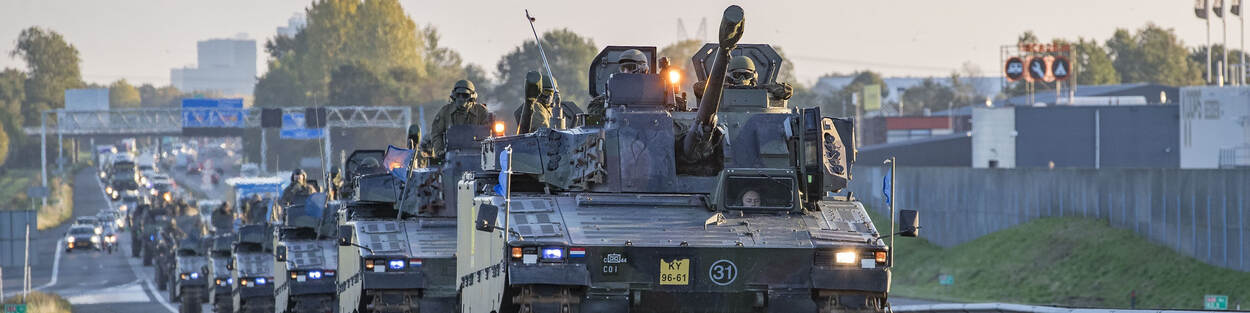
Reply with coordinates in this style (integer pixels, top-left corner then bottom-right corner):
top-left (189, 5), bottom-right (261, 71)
top-left (569, 247), bottom-right (586, 258)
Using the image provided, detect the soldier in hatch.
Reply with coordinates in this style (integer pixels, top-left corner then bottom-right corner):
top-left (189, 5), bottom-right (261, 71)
top-left (587, 49), bottom-right (650, 122)
top-left (421, 80), bottom-right (490, 162)
top-left (516, 71), bottom-right (552, 133)
top-left (279, 168), bottom-right (315, 207)
top-left (693, 55), bottom-right (794, 101)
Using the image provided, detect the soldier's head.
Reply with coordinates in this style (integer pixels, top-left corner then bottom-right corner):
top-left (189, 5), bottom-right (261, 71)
top-left (727, 55), bottom-right (757, 87)
top-left (406, 124), bottom-right (422, 149)
top-left (451, 80), bottom-right (477, 103)
top-left (291, 168), bottom-right (307, 184)
top-left (741, 189), bottom-right (761, 207)
top-left (617, 49), bottom-right (649, 74)
top-left (525, 71), bottom-right (543, 99)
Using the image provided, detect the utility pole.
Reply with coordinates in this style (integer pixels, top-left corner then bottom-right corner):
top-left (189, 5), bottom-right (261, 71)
top-left (1221, 0), bottom-right (1229, 86)
top-left (1201, 0), bottom-right (1213, 84)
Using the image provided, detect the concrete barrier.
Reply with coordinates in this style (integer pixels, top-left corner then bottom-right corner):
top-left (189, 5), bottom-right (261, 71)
top-left (849, 166), bottom-right (1250, 272)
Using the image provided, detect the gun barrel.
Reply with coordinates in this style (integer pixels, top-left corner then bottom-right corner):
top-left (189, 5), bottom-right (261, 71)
top-left (684, 5), bottom-right (744, 158)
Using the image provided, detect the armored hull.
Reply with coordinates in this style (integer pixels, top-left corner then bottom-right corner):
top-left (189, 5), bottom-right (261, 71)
top-left (275, 239), bottom-right (338, 313)
top-left (336, 218), bottom-right (457, 313)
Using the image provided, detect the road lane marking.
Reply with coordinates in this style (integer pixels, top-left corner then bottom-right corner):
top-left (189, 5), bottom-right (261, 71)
top-left (65, 280), bottom-right (150, 304)
top-left (125, 240), bottom-right (178, 313)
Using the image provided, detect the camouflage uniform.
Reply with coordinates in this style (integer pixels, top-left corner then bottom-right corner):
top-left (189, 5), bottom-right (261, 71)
top-left (694, 55), bottom-right (794, 101)
top-left (516, 71), bottom-right (553, 133)
top-left (422, 80), bottom-right (490, 160)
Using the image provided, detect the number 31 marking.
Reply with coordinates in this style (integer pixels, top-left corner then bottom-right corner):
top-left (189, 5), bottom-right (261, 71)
top-left (709, 259), bottom-right (737, 286)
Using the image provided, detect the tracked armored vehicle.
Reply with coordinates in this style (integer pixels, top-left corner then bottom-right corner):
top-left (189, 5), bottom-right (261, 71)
top-left (172, 237), bottom-right (209, 313)
top-left (335, 125), bottom-right (487, 313)
top-left (209, 234), bottom-right (237, 313)
top-left (456, 5), bottom-right (919, 313)
top-left (230, 224), bottom-right (276, 313)
top-left (273, 192), bottom-right (339, 313)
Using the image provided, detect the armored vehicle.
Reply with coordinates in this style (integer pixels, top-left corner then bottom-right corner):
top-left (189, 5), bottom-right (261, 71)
top-left (336, 128), bottom-right (487, 313)
top-left (156, 202), bottom-right (205, 292)
top-left (273, 192), bottom-right (339, 313)
top-left (139, 206), bottom-right (172, 266)
top-left (456, 5), bottom-right (918, 313)
top-left (230, 224), bottom-right (276, 313)
top-left (171, 237), bottom-right (210, 313)
top-left (209, 234), bottom-right (237, 313)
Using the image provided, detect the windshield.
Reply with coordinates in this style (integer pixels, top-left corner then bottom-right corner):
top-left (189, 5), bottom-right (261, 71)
top-left (70, 227), bottom-right (94, 234)
top-left (723, 175), bottom-right (796, 210)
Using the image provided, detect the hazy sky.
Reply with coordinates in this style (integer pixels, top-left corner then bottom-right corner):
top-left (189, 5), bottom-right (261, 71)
top-left (0, 0), bottom-right (1230, 87)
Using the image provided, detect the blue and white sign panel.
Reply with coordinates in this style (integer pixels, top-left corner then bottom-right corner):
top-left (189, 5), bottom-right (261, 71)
top-left (181, 98), bottom-right (245, 128)
top-left (280, 112), bottom-right (325, 139)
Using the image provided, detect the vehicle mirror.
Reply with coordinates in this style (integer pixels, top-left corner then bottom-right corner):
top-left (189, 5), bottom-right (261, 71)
top-left (475, 204), bottom-right (499, 232)
top-left (337, 226), bottom-right (353, 246)
top-left (899, 210), bottom-right (920, 237)
top-left (275, 246), bottom-right (287, 262)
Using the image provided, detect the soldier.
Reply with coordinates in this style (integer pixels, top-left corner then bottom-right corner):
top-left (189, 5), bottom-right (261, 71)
top-left (421, 80), bottom-right (490, 162)
top-left (328, 168), bottom-right (344, 200)
top-left (693, 55), bottom-right (793, 101)
top-left (516, 71), bottom-right (551, 133)
top-left (587, 49), bottom-right (650, 122)
top-left (405, 124), bottom-right (431, 169)
top-left (279, 168), bottom-right (315, 207)
top-left (741, 189), bottom-right (761, 207)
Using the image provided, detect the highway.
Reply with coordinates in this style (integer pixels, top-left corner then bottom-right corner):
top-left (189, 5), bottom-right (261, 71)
top-left (0, 167), bottom-right (207, 313)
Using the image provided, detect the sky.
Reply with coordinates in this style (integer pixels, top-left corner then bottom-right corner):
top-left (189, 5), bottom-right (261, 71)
top-left (0, 0), bottom-right (1231, 87)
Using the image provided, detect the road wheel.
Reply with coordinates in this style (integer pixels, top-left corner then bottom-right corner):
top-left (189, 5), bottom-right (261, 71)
top-left (180, 294), bottom-right (202, 313)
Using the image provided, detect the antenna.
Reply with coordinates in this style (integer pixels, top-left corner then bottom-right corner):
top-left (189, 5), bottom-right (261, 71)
top-left (524, 9), bottom-right (563, 126)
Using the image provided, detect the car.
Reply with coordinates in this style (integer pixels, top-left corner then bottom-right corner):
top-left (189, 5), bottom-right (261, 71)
top-left (73, 216), bottom-right (104, 235)
top-left (98, 210), bottom-right (126, 230)
top-left (65, 225), bottom-right (101, 252)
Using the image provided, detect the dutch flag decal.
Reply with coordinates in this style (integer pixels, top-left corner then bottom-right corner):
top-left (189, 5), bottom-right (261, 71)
top-left (410, 259), bottom-right (423, 267)
top-left (569, 247), bottom-right (586, 258)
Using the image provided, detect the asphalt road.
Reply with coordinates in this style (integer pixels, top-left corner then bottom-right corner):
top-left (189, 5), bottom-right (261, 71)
top-left (1, 167), bottom-right (203, 313)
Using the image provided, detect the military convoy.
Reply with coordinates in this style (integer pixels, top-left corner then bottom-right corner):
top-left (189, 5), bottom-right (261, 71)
top-left (111, 5), bottom-right (918, 313)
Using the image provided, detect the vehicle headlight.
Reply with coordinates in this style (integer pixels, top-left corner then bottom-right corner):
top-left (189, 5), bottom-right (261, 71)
top-left (100, 172), bottom-right (107, 179)
top-left (119, 204), bottom-right (128, 212)
top-left (105, 186), bottom-right (113, 194)
top-left (163, 192), bottom-right (172, 202)
top-left (150, 189), bottom-right (158, 196)
top-left (180, 273), bottom-right (189, 280)
top-left (834, 251), bottom-right (857, 264)
top-left (95, 227), bottom-right (103, 235)
top-left (91, 235), bottom-right (101, 243)
top-left (191, 272), bottom-right (199, 279)
top-left (66, 236), bottom-right (75, 243)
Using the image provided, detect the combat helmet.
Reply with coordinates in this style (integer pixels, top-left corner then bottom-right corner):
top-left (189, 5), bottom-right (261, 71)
top-left (617, 49), bottom-right (649, 73)
top-left (728, 55), bottom-right (757, 86)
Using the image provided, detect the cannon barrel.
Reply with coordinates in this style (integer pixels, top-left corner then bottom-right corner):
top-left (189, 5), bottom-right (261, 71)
top-left (683, 5), bottom-right (744, 158)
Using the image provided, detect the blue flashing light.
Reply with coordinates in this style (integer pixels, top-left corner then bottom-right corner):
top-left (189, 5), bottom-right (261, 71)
top-left (541, 247), bottom-right (564, 260)
top-left (388, 259), bottom-right (405, 270)
top-left (308, 270), bottom-right (322, 280)
top-left (255, 277), bottom-right (267, 285)
top-left (190, 272), bottom-right (199, 279)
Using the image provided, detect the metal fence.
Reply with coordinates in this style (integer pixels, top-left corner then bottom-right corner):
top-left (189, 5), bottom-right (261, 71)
top-left (848, 166), bottom-right (1250, 272)
top-left (0, 210), bottom-right (37, 267)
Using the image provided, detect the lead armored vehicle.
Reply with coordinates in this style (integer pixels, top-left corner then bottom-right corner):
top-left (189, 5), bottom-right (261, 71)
top-left (230, 224), bottom-right (276, 313)
top-left (273, 192), bottom-right (339, 313)
top-left (456, 5), bottom-right (919, 313)
top-left (336, 125), bottom-right (487, 313)
top-left (171, 237), bottom-right (209, 313)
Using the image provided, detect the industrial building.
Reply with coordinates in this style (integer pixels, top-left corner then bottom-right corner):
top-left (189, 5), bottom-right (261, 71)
top-left (170, 37), bottom-right (257, 96)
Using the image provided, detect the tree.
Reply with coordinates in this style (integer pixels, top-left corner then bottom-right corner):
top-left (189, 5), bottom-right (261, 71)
top-left (1073, 38), bottom-right (1119, 85)
top-left (827, 71), bottom-right (889, 117)
top-left (495, 29), bottom-right (597, 111)
top-left (255, 0), bottom-right (426, 107)
top-left (11, 27), bottom-right (84, 125)
top-left (1106, 24), bottom-right (1204, 86)
top-left (0, 123), bottom-right (9, 168)
top-left (1189, 44), bottom-right (1246, 84)
top-left (138, 84), bottom-right (184, 107)
top-left (414, 25), bottom-right (469, 107)
top-left (328, 62), bottom-right (386, 107)
top-left (109, 79), bottom-right (141, 108)
top-left (0, 69), bottom-right (25, 127)
top-left (900, 78), bottom-right (956, 115)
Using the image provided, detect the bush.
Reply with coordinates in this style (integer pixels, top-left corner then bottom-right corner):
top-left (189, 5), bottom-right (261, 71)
top-left (2, 291), bottom-right (73, 313)
top-left (36, 175), bottom-right (72, 230)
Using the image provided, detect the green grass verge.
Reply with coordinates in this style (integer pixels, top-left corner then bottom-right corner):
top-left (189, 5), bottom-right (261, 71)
top-left (866, 209), bottom-right (1250, 309)
top-left (3, 291), bottom-right (73, 313)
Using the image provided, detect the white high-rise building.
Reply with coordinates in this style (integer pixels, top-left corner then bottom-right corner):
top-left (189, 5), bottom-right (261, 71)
top-left (170, 37), bottom-right (257, 96)
top-left (277, 13), bottom-right (307, 38)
